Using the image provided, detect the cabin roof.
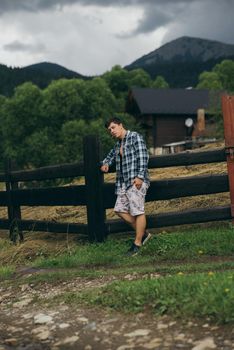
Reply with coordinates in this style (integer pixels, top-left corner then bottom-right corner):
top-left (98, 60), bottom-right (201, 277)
top-left (127, 87), bottom-right (217, 115)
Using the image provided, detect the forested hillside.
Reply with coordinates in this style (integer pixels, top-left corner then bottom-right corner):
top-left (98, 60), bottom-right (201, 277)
top-left (0, 62), bottom-right (86, 96)
top-left (126, 37), bottom-right (234, 88)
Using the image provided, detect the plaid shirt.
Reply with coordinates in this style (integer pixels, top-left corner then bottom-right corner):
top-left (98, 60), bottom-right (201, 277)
top-left (102, 131), bottom-right (150, 194)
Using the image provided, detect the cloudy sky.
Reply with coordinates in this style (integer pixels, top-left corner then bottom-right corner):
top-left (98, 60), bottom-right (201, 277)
top-left (0, 0), bottom-right (233, 75)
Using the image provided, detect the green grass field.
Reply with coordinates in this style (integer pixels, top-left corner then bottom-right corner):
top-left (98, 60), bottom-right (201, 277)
top-left (1, 223), bottom-right (234, 324)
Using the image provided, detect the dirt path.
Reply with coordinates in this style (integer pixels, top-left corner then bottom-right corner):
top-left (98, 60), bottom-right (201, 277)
top-left (1, 269), bottom-right (234, 350)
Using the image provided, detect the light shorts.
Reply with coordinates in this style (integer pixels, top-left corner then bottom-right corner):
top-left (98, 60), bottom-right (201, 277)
top-left (114, 182), bottom-right (149, 216)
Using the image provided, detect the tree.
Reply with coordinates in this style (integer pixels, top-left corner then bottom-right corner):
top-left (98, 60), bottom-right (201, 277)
top-left (81, 77), bottom-right (117, 120)
top-left (1, 82), bottom-right (43, 167)
top-left (41, 79), bottom-right (86, 130)
top-left (24, 129), bottom-right (61, 168)
top-left (128, 69), bottom-right (152, 88)
top-left (197, 71), bottom-right (223, 90)
top-left (151, 75), bottom-right (169, 88)
top-left (102, 65), bottom-right (129, 98)
top-left (197, 59), bottom-right (234, 92)
top-left (213, 59), bottom-right (234, 92)
top-left (61, 119), bottom-right (89, 163)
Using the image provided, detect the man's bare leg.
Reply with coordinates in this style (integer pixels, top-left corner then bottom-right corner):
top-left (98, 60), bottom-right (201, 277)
top-left (116, 212), bottom-right (147, 247)
top-left (115, 212), bottom-right (136, 229)
top-left (134, 214), bottom-right (146, 246)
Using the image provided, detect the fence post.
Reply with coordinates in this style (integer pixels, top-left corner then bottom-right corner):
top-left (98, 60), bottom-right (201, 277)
top-left (5, 159), bottom-right (23, 242)
top-left (222, 95), bottom-right (234, 224)
top-left (83, 135), bottom-right (106, 242)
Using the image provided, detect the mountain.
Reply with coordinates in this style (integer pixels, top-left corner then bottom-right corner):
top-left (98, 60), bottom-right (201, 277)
top-left (23, 62), bottom-right (84, 79)
top-left (125, 36), bottom-right (234, 88)
top-left (0, 62), bottom-right (87, 96)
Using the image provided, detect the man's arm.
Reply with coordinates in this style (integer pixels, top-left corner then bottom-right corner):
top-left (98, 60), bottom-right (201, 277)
top-left (133, 133), bottom-right (149, 184)
top-left (101, 147), bottom-right (116, 173)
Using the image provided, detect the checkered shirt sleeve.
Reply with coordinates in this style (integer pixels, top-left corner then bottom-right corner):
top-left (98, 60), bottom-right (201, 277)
top-left (102, 147), bottom-right (116, 166)
top-left (133, 133), bottom-right (149, 180)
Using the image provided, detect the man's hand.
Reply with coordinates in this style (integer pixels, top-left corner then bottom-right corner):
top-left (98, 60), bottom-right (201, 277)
top-left (133, 177), bottom-right (143, 190)
top-left (101, 164), bottom-right (109, 173)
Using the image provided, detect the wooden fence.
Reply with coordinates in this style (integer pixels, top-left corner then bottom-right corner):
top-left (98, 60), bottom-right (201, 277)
top-left (0, 95), bottom-right (233, 242)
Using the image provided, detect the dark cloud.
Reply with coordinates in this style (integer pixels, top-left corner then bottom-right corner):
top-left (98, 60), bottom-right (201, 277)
top-left (0, 0), bottom-right (233, 44)
top-left (132, 7), bottom-right (173, 35)
top-left (0, 0), bottom-right (203, 14)
top-left (162, 0), bottom-right (234, 45)
top-left (4, 40), bottom-right (46, 53)
top-left (0, 1), bottom-right (212, 38)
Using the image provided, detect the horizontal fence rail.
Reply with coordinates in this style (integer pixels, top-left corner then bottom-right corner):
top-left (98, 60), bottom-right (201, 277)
top-left (12, 185), bottom-right (86, 206)
top-left (0, 148), bottom-right (226, 182)
top-left (107, 148), bottom-right (226, 173)
top-left (0, 219), bottom-right (87, 235)
top-left (0, 162), bottom-right (84, 182)
top-left (102, 174), bottom-right (228, 209)
top-left (105, 205), bottom-right (232, 234)
top-left (148, 148), bottom-right (226, 169)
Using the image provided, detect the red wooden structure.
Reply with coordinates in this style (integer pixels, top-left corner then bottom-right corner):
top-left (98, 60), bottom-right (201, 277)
top-left (222, 95), bottom-right (234, 223)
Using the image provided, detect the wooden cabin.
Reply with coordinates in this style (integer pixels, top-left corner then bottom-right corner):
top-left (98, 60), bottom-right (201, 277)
top-left (126, 87), bottom-right (219, 154)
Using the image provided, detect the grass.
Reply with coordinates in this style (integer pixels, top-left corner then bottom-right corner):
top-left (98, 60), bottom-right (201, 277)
top-left (33, 225), bottom-right (234, 269)
top-left (13, 260), bottom-right (234, 287)
top-left (1, 224), bottom-right (234, 324)
top-left (53, 270), bottom-right (234, 324)
top-left (0, 265), bottom-right (15, 280)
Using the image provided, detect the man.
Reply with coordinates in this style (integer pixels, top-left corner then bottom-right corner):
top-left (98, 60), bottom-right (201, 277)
top-left (101, 117), bottom-right (151, 256)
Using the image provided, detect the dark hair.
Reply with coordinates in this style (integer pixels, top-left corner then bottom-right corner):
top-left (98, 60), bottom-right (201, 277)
top-left (105, 117), bottom-right (123, 129)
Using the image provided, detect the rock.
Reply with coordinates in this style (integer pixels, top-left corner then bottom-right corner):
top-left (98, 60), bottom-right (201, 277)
top-left (22, 313), bottom-right (33, 319)
top-left (13, 298), bottom-right (33, 308)
top-left (192, 337), bottom-right (217, 350)
top-left (223, 340), bottom-right (232, 346)
top-left (84, 322), bottom-right (97, 331)
top-left (59, 323), bottom-right (70, 329)
top-left (124, 329), bottom-right (151, 337)
top-left (84, 345), bottom-right (92, 350)
top-left (94, 336), bottom-right (101, 341)
top-left (1, 292), bottom-right (12, 299)
top-left (7, 326), bottom-right (23, 333)
top-left (35, 330), bottom-right (51, 341)
top-left (174, 333), bottom-right (185, 340)
top-left (59, 305), bottom-right (69, 311)
top-left (34, 313), bottom-right (53, 325)
top-left (55, 335), bottom-right (79, 345)
top-left (4, 338), bottom-right (18, 346)
top-left (124, 274), bottom-right (133, 279)
top-left (143, 337), bottom-right (162, 349)
top-left (157, 322), bottom-right (168, 330)
top-left (102, 317), bottom-right (119, 324)
top-left (31, 326), bottom-right (49, 335)
top-left (20, 284), bottom-right (30, 292)
top-left (77, 316), bottom-right (89, 324)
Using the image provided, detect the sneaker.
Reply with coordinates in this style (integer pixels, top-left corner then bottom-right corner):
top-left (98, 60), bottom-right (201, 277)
top-left (142, 232), bottom-right (152, 245)
top-left (126, 243), bottom-right (140, 256)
